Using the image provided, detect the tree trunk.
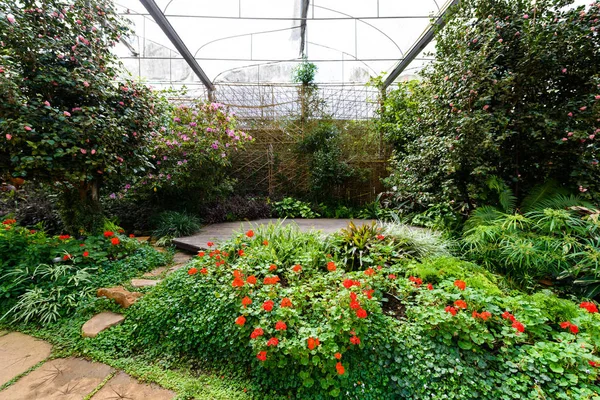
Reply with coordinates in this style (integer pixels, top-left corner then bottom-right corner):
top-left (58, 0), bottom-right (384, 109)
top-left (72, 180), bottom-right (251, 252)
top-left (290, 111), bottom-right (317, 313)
top-left (58, 180), bottom-right (104, 235)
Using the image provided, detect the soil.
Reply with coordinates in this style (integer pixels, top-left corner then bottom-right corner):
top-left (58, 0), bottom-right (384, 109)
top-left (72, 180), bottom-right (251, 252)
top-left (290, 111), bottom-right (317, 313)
top-left (382, 292), bottom-right (406, 320)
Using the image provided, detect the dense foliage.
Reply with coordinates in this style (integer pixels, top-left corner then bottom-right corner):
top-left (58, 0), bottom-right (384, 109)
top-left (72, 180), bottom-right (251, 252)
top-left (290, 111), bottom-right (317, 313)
top-left (126, 224), bottom-right (600, 398)
top-left (0, 0), bottom-right (166, 233)
top-left (0, 218), bottom-right (170, 323)
top-left (381, 0), bottom-right (600, 215)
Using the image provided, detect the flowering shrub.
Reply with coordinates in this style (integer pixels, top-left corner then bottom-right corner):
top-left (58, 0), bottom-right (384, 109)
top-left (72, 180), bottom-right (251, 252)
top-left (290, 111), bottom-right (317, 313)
top-left (127, 223), bottom-right (600, 398)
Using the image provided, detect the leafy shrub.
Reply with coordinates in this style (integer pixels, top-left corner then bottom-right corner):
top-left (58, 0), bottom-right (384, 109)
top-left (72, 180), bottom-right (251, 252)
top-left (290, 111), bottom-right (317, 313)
top-left (272, 197), bottom-right (319, 219)
top-left (152, 211), bottom-right (201, 240)
top-left (126, 224), bottom-right (600, 398)
top-left (463, 186), bottom-right (600, 297)
top-left (201, 196), bottom-right (271, 224)
top-left (380, 0), bottom-right (600, 214)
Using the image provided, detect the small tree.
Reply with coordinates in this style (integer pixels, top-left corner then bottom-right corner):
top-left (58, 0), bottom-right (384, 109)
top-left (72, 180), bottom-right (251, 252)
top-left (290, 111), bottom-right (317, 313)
top-left (0, 0), bottom-right (165, 233)
top-left (382, 0), bottom-right (600, 213)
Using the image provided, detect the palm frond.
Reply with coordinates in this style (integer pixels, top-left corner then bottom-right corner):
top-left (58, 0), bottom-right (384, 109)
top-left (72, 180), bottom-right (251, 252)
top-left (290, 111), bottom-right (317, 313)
top-left (520, 180), bottom-right (567, 213)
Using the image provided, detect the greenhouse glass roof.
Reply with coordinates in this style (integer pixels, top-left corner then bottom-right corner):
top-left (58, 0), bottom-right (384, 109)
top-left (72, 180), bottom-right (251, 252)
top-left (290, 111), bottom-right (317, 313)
top-left (113, 0), bottom-right (455, 89)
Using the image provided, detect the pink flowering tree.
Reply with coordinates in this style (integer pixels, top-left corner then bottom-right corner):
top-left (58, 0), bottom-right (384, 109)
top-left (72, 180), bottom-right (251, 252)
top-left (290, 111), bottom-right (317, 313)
top-left (381, 0), bottom-right (600, 212)
top-left (0, 0), bottom-right (165, 233)
top-left (113, 101), bottom-right (252, 205)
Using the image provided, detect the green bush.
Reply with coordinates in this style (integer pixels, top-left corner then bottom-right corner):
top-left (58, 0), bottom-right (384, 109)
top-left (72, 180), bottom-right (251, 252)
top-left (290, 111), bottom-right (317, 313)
top-left (126, 223), bottom-right (600, 398)
top-left (272, 197), bottom-right (319, 219)
top-left (152, 211), bottom-right (201, 240)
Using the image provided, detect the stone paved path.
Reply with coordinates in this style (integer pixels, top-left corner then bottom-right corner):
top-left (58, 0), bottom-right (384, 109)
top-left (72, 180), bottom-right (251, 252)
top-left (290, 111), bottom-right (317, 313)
top-left (172, 218), bottom-right (377, 252)
top-left (0, 334), bottom-right (175, 399)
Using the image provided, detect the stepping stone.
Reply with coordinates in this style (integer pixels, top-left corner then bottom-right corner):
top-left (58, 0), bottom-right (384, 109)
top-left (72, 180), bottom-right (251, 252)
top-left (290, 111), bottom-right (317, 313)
top-left (131, 279), bottom-right (161, 288)
top-left (135, 236), bottom-right (151, 243)
top-left (82, 312), bottom-right (125, 338)
top-left (0, 332), bottom-right (52, 386)
top-left (97, 286), bottom-right (143, 308)
top-left (0, 358), bottom-right (113, 400)
top-left (173, 252), bottom-right (193, 264)
top-left (90, 371), bottom-right (175, 400)
top-left (143, 266), bottom-right (167, 277)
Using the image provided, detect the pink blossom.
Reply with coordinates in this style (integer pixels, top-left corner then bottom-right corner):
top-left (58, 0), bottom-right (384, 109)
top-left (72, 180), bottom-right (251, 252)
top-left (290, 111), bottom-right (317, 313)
top-left (57, 54), bottom-right (64, 59)
top-left (80, 148), bottom-right (87, 154)
top-left (590, 135), bottom-right (596, 140)
top-left (91, 149), bottom-right (96, 155)
top-left (568, 132), bottom-right (574, 137)
top-left (483, 105), bottom-right (490, 111)
top-left (568, 112), bottom-right (573, 117)
top-left (6, 134), bottom-right (12, 140)
top-left (64, 111), bottom-right (71, 117)
top-left (24, 126), bottom-right (32, 131)
top-left (76, 20), bottom-right (82, 24)
top-left (498, 39), bottom-right (503, 43)
top-left (580, 106), bottom-right (587, 111)
top-left (562, 68), bottom-right (567, 74)
top-left (595, 95), bottom-right (600, 100)
top-left (44, 101), bottom-right (50, 107)
top-left (523, 14), bottom-right (529, 19)
top-left (83, 81), bottom-right (89, 87)
top-left (579, 186), bottom-right (588, 193)
top-left (562, 138), bottom-right (568, 141)
top-left (6, 14), bottom-right (15, 24)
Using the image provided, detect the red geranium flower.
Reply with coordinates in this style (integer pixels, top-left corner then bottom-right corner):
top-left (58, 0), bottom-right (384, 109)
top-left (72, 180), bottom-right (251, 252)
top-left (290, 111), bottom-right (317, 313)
top-left (336, 362), bottom-right (345, 375)
top-left (247, 275), bottom-right (257, 285)
top-left (263, 240), bottom-right (269, 246)
top-left (376, 234), bottom-right (385, 240)
top-left (59, 234), bottom-right (70, 240)
top-left (103, 231), bottom-right (114, 237)
top-left (589, 360), bottom-right (600, 368)
top-left (267, 337), bottom-right (279, 347)
top-left (111, 237), bottom-right (120, 246)
top-left (512, 320), bottom-right (525, 333)
top-left (388, 274), bottom-right (397, 280)
top-left (560, 321), bottom-right (579, 334)
top-left (2, 219), bottom-right (16, 225)
top-left (356, 308), bottom-right (368, 318)
top-left (235, 316), bottom-right (246, 326)
top-left (250, 328), bottom-right (264, 339)
top-left (188, 267), bottom-right (198, 275)
top-left (363, 289), bottom-right (374, 299)
top-left (207, 241), bottom-right (214, 247)
top-left (334, 352), bottom-right (342, 360)
top-left (408, 276), bottom-right (422, 286)
top-left (242, 296), bottom-right (252, 307)
top-left (256, 351), bottom-right (267, 361)
top-left (246, 230), bottom-right (254, 238)
top-left (454, 280), bottom-right (466, 290)
top-left (580, 301), bottom-right (599, 313)
top-left (129, 234), bottom-right (135, 238)
top-left (502, 311), bottom-right (516, 322)
top-left (292, 264), bottom-right (302, 273)
top-left (200, 267), bottom-right (208, 274)
top-left (63, 254), bottom-right (71, 261)
top-left (281, 297), bottom-right (292, 308)
top-left (454, 300), bottom-right (467, 309)
top-left (343, 279), bottom-right (354, 289)
top-left (350, 300), bottom-right (361, 310)
top-left (444, 306), bottom-right (457, 316)
top-left (197, 251), bottom-right (205, 257)
top-left (427, 283), bottom-right (433, 290)
top-left (264, 276), bottom-right (280, 285)
top-left (269, 264), bottom-right (277, 271)
top-left (349, 335), bottom-right (360, 345)
top-left (237, 249), bottom-right (245, 256)
top-left (307, 337), bottom-right (320, 350)
top-left (263, 300), bottom-right (274, 312)
top-left (275, 320), bottom-right (287, 331)
top-left (83, 251), bottom-right (89, 257)
top-left (479, 311), bottom-right (491, 320)
top-left (364, 267), bottom-right (375, 277)
top-left (327, 261), bottom-right (336, 272)
top-left (232, 277), bottom-right (244, 287)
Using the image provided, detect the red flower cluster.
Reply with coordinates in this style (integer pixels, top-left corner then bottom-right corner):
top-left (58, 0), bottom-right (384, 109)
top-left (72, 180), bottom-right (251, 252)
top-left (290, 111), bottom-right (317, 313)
top-left (363, 289), bottom-right (374, 299)
top-left (454, 300), bottom-right (467, 309)
top-left (275, 320), bottom-right (287, 331)
top-left (454, 280), bottom-right (466, 290)
top-left (103, 231), bottom-right (114, 237)
top-left (267, 337), bottom-right (279, 347)
top-left (111, 237), bottom-right (120, 245)
top-left (242, 296), bottom-right (252, 307)
top-left (264, 276), bottom-right (280, 285)
top-left (376, 234), bottom-right (385, 240)
top-left (445, 306), bottom-right (457, 316)
top-left (559, 321), bottom-right (579, 334)
top-left (334, 352), bottom-right (342, 360)
top-left (343, 279), bottom-right (361, 289)
top-left (336, 362), bottom-right (345, 375)
top-left (327, 261), bottom-right (336, 272)
top-left (590, 360), bottom-right (600, 368)
top-left (263, 300), bottom-right (274, 312)
top-left (257, 351), bottom-right (267, 361)
top-left (281, 297), bottom-right (292, 307)
top-left (237, 249), bottom-right (245, 256)
top-left (83, 251), bottom-right (89, 257)
top-left (200, 267), bottom-right (208, 274)
top-left (580, 301), bottom-right (598, 313)
top-left (2, 219), bottom-right (16, 225)
top-left (409, 276), bottom-right (422, 287)
top-left (364, 267), bottom-right (375, 277)
top-left (307, 337), bottom-right (320, 350)
top-left (388, 274), bottom-right (397, 280)
top-left (502, 311), bottom-right (525, 333)
top-left (247, 275), bottom-right (257, 285)
top-left (269, 264), bottom-right (277, 271)
top-left (427, 283), bottom-right (434, 290)
top-left (129, 234), bottom-right (135, 238)
top-left (263, 240), bottom-right (269, 246)
top-left (472, 311), bottom-right (491, 321)
top-left (188, 267), bottom-right (198, 275)
top-left (250, 328), bottom-right (264, 339)
top-left (350, 335), bottom-right (360, 345)
top-left (59, 234), bottom-right (70, 240)
top-left (292, 264), bottom-right (302, 273)
top-left (245, 230), bottom-right (254, 238)
top-left (232, 270), bottom-right (245, 287)
top-left (356, 308), bottom-right (368, 318)
top-left (63, 254), bottom-right (72, 261)
top-left (207, 241), bottom-right (214, 247)
top-left (198, 251), bottom-right (205, 257)
top-left (235, 315), bottom-right (246, 326)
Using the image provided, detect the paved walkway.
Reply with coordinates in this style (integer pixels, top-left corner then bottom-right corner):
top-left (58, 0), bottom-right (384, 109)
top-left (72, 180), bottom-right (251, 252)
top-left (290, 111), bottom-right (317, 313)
top-left (172, 218), bottom-right (377, 252)
top-left (0, 332), bottom-right (175, 400)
